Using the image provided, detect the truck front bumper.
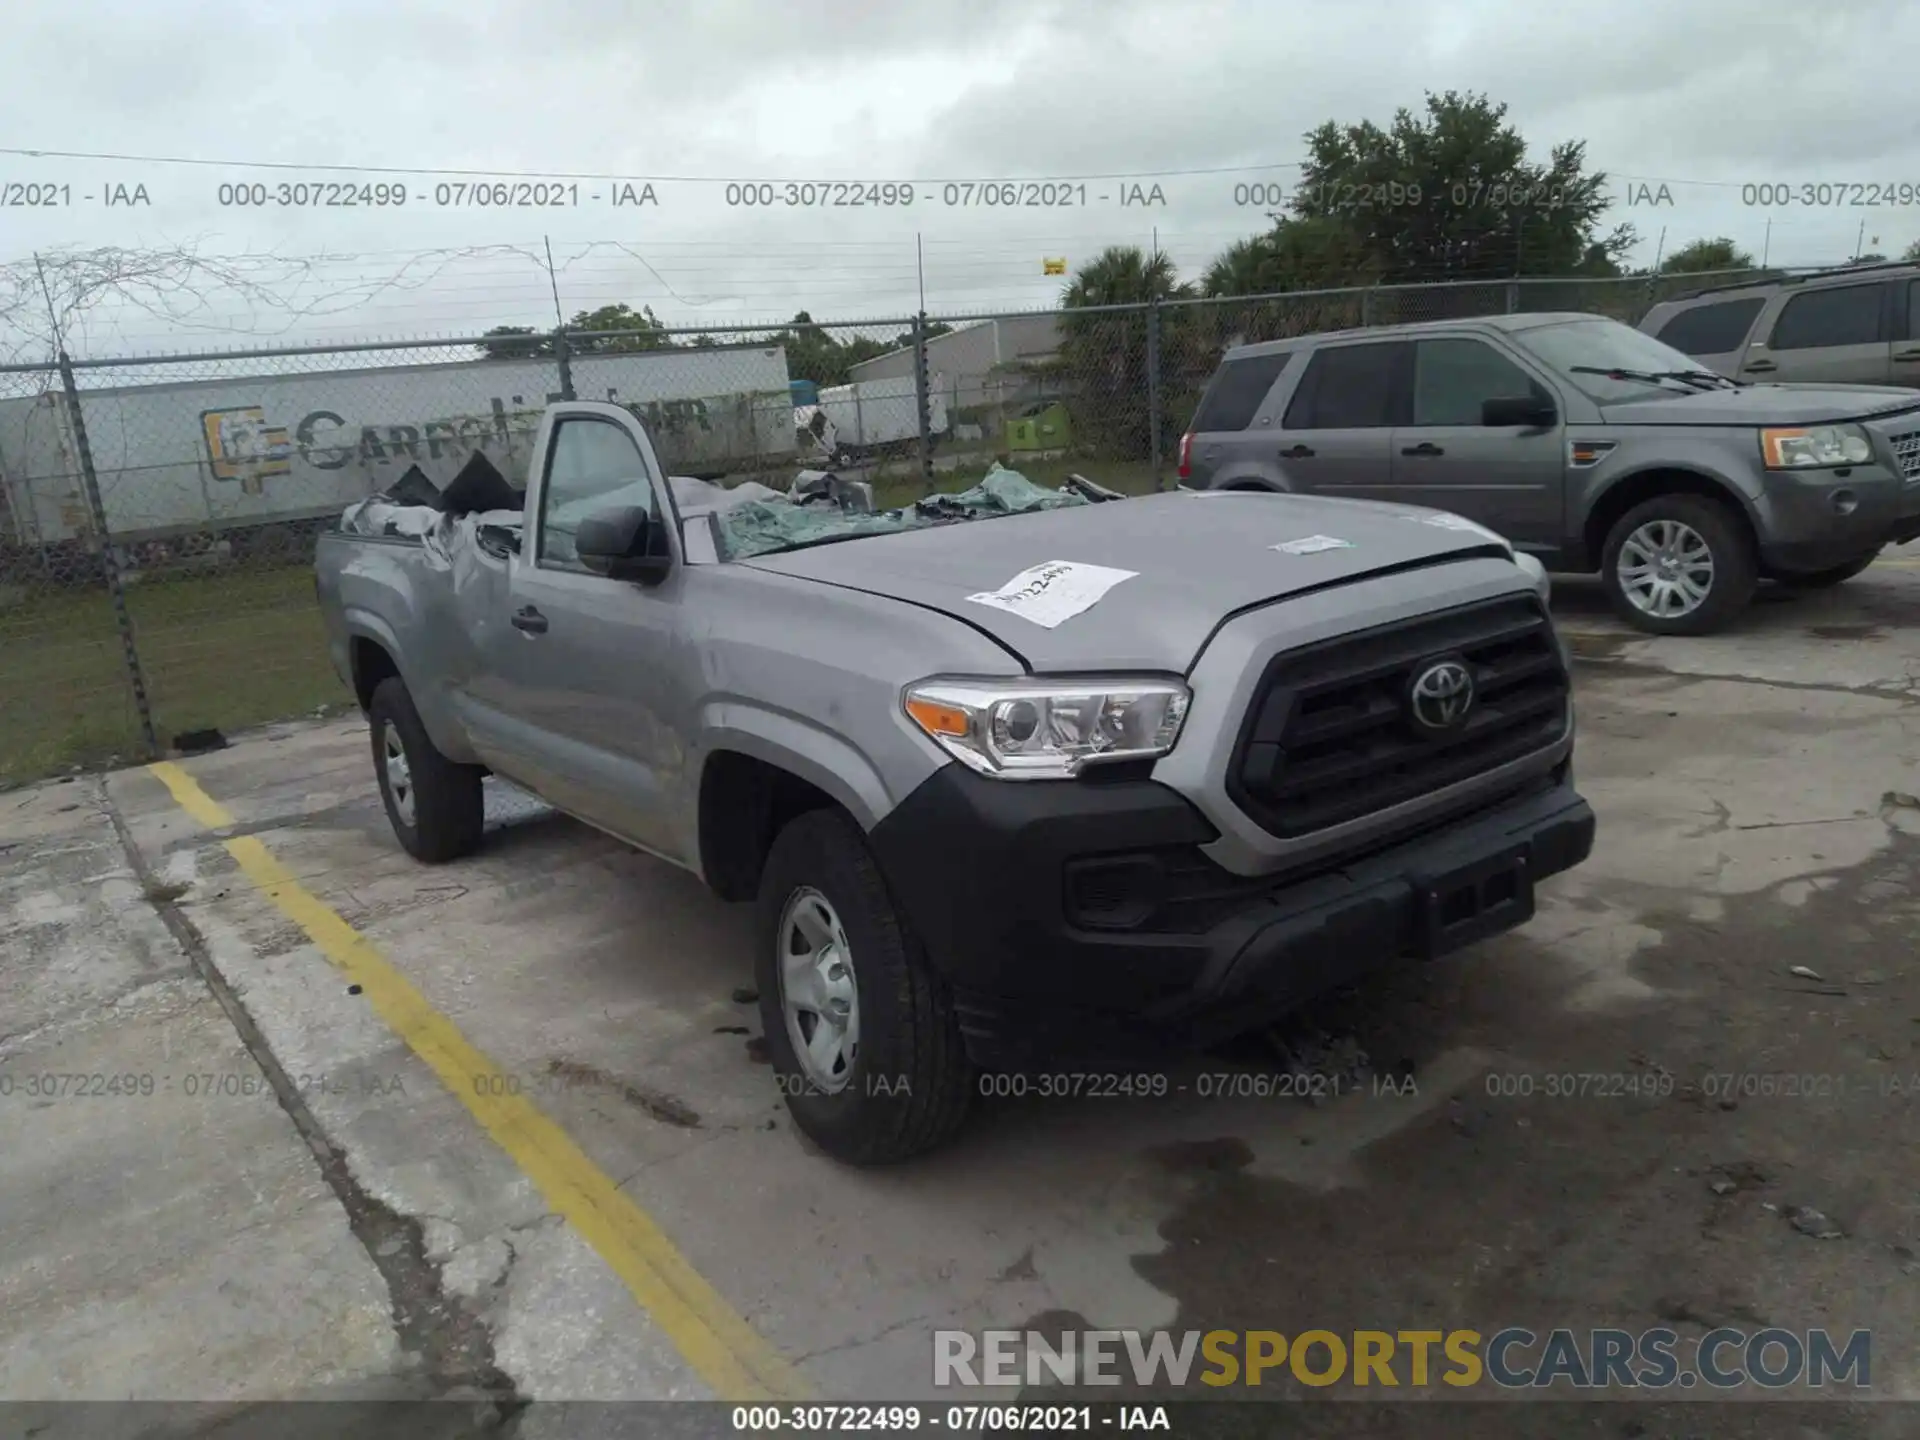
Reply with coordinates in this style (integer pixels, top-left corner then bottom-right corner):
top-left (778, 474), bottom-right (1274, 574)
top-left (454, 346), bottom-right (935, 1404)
top-left (869, 762), bottom-right (1595, 1070)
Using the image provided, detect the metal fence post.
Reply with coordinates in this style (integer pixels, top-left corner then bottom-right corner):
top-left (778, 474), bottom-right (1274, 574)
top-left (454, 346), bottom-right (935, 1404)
top-left (57, 351), bottom-right (159, 759)
top-left (912, 312), bottom-right (933, 489)
top-left (554, 327), bottom-right (576, 401)
top-left (1361, 284), bottom-right (1376, 327)
top-left (1146, 297), bottom-right (1164, 490)
top-left (1504, 282), bottom-right (1520, 314)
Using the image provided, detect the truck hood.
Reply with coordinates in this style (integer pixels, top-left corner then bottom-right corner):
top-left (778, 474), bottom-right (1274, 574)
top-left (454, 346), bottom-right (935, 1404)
top-left (740, 490), bottom-right (1511, 672)
top-left (1600, 384), bottom-right (1920, 427)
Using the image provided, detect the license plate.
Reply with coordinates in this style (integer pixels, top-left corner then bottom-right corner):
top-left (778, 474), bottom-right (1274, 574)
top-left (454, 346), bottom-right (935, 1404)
top-left (1414, 845), bottom-right (1534, 959)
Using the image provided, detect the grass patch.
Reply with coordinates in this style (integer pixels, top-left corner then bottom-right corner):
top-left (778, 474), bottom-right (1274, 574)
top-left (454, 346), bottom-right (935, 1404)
top-left (0, 562), bottom-right (349, 787)
top-left (0, 451), bottom-right (1166, 786)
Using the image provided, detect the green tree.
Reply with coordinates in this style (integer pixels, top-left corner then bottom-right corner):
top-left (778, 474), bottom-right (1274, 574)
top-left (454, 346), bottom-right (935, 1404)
top-left (567, 303), bottom-right (674, 353)
top-left (1056, 246), bottom-right (1197, 459)
top-left (1201, 216), bottom-right (1383, 298)
top-left (1276, 90), bottom-right (1631, 283)
top-left (477, 324), bottom-right (551, 360)
top-left (771, 311), bottom-right (908, 387)
top-left (1659, 237), bottom-right (1755, 275)
top-left (1904, 238), bottom-right (1920, 264)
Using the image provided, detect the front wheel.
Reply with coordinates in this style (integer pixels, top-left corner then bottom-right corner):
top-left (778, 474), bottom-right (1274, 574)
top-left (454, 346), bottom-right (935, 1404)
top-left (368, 676), bottom-right (484, 863)
top-left (1773, 548), bottom-right (1880, 589)
top-left (1601, 494), bottom-right (1757, 636)
top-left (755, 808), bottom-right (972, 1164)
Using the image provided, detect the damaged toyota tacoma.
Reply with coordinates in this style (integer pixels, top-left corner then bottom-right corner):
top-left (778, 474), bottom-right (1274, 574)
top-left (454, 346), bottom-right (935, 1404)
top-left (315, 401), bottom-right (1596, 1164)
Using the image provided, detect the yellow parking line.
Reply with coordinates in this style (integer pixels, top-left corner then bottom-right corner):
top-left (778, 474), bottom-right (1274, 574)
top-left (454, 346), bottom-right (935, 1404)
top-left (147, 760), bottom-right (813, 1403)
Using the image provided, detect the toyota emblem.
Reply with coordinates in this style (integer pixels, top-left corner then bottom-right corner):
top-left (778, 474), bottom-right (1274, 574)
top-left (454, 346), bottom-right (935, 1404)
top-left (1408, 658), bottom-right (1474, 732)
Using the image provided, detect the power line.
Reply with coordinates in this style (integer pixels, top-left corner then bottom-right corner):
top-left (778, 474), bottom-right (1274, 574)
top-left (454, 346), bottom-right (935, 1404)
top-left (2, 144), bottom-right (1899, 192)
top-left (0, 145), bottom-right (1302, 184)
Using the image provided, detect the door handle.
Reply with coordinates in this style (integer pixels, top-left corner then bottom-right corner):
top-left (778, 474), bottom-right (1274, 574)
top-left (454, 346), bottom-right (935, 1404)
top-left (1895, 350), bottom-right (1920, 361)
top-left (511, 606), bottom-right (548, 635)
top-left (1278, 444), bottom-right (1315, 459)
top-left (1400, 442), bottom-right (1445, 457)
top-left (1744, 359), bottom-right (1777, 372)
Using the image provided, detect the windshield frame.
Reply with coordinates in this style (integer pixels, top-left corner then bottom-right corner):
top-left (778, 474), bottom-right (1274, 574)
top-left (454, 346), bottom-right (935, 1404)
top-left (1511, 318), bottom-right (1720, 404)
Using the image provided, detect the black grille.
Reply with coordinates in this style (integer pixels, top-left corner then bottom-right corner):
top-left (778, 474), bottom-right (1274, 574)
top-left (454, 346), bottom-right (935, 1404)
top-left (1228, 596), bottom-right (1570, 838)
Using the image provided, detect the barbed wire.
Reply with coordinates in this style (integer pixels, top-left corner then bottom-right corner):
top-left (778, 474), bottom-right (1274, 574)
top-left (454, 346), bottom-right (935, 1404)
top-left (0, 225), bottom-right (1889, 365)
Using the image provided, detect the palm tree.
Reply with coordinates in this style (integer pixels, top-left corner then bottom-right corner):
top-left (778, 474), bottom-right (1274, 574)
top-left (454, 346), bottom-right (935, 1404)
top-left (1202, 236), bottom-right (1283, 299)
top-left (1057, 247), bottom-right (1195, 459)
top-left (1060, 245), bottom-right (1192, 308)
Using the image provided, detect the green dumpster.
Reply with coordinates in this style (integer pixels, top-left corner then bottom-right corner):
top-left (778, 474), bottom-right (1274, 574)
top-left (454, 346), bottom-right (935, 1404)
top-left (1006, 401), bottom-right (1071, 453)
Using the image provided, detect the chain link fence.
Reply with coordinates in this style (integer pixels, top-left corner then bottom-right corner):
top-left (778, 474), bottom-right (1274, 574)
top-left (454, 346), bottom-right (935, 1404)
top-left (0, 266), bottom-right (1780, 784)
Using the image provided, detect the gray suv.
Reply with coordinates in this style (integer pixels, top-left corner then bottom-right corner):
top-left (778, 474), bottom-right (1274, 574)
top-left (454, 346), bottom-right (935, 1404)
top-left (1176, 313), bottom-right (1920, 634)
top-left (1638, 261), bottom-right (1920, 388)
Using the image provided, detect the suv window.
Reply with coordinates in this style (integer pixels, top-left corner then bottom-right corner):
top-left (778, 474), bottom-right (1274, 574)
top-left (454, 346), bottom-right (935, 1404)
top-left (1283, 342), bottom-right (1402, 429)
top-left (539, 417), bottom-right (657, 570)
top-left (1908, 279), bottom-right (1920, 340)
top-left (1191, 351), bottom-right (1294, 432)
top-left (1410, 338), bottom-right (1542, 426)
top-left (1770, 283), bottom-right (1885, 350)
top-left (1654, 297), bottom-right (1766, 356)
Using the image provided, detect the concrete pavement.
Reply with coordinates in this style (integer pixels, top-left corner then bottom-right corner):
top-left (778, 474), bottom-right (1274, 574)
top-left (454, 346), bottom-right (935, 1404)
top-left (6, 561), bottom-right (1920, 1436)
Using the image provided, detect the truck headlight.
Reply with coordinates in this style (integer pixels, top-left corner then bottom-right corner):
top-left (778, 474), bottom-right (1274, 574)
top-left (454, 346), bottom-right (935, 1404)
top-left (1759, 423), bottom-right (1873, 469)
top-left (904, 678), bottom-right (1190, 779)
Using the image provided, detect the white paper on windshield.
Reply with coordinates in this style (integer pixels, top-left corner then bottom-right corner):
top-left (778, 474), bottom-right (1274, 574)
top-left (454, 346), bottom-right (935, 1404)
top-left (1412, 512), bottom-right (1505, 541)
top-left (965, 560), bottom-right (1138, 628)
top-left (1271, 534), bottom-right (1354, 555)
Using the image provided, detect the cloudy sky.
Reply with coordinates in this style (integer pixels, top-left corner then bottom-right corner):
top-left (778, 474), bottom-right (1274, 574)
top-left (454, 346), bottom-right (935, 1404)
top-left (3, 0), bottom-right (1918, 356)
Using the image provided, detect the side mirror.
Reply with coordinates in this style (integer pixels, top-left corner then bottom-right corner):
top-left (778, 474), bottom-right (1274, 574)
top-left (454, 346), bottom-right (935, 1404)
top-left (1482, 394), bottom-right (1557, 428)
top-left (574, 504), bottom-right (672, 585)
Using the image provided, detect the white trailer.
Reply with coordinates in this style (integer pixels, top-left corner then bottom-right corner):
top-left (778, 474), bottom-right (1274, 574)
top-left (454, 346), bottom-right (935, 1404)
top-left (0, 345), bottom-right (796, 552)
top-left (793, 373), bottom-right (949, 467)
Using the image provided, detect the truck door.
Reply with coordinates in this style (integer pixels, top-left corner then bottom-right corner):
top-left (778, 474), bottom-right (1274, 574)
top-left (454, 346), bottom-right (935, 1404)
top-left (485, 404), bottom-right (690, 864)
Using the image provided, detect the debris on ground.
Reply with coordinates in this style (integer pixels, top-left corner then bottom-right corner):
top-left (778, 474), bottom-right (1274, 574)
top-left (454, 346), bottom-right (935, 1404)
top-left (1789, 964), bottom-right (1824, 982)
top-left (1260, 1023), bottom-right (1373, 1100)
top-left (1707, 1160), bottom-right (1769, 1195)
top-left (1787, 1205), bottom-right (1845, 1239)
top-left (1883, 791), bottom-right (1920, 811)
top-left (730, 987), bottom-right (758, 1005)
top-left (172, 728), bottom-right (228, 755)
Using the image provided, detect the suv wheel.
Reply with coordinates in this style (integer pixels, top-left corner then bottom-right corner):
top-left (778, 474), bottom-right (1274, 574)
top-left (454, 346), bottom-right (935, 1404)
top-left (1601, 494), bottom-right (1757, 636)
top-left (1773, 548), bottom-right (1880, 589)
top-left (755, 808), bottom-right (972, 1164)
top-left (368, 676), bottom-right (485, 863)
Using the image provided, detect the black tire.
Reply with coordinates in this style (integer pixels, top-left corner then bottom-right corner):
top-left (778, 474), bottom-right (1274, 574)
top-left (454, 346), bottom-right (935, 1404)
top-left (1773, 548), bottom-right (1880, 589)
top-left (1600, 493), bottom-right (1757, 636)
top-left (368, 676), bottom-right (484, 864)
top-left (755, 808), bottom-right (971, 1164)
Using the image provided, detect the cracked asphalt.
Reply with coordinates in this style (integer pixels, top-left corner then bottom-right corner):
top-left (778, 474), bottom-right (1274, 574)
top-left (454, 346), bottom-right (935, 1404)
top-left (6, 559), bottom-right (1920, 1437)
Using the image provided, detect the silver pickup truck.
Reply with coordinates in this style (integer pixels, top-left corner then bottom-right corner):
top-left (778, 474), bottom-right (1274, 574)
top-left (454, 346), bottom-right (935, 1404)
top-left (315, 400), bottom-right (1596, 1164)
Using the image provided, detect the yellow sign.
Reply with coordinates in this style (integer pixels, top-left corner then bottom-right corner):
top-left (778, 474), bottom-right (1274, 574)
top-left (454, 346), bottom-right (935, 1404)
top-left (201, 406), bottom-right (291, 496)
top-left (1043, 257), bottom-right (1067, 276)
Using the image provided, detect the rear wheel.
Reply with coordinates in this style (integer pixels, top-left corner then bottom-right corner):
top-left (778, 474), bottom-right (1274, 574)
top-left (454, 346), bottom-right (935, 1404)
top-left (1773, 548), bottom-right (1880, 589)
top-left (368, 676), bottom-right (484, 863)
top-left (1601, 494), bottom-right (1757, 635)
top-left (755, 808), bottom-right (971, 1164)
